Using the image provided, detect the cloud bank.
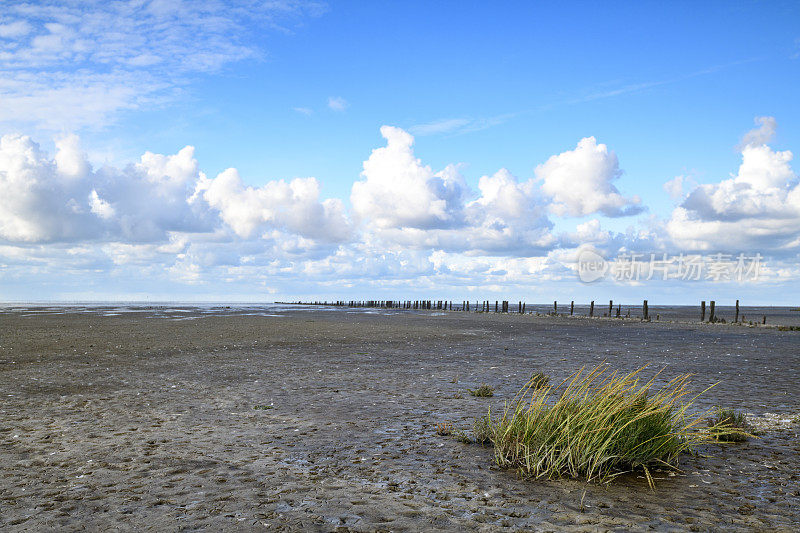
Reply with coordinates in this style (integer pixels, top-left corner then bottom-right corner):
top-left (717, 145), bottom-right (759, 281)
top-left (1, 117), bottom-right (798, 298)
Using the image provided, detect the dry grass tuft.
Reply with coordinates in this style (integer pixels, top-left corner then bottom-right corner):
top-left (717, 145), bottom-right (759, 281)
top-left (435, 422), bottom-right (453, 436)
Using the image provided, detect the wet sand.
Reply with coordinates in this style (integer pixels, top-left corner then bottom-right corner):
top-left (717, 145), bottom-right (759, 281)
top-left (1, 308), bottom-right (799, 531)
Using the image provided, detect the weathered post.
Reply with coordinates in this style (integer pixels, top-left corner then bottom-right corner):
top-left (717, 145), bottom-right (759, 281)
top-left (735, 300), bottom-right (740, 323)
top-left (522, 302), bottom-right (526, 314)
top-left (700, 301), bottom-right (706, 322)
top-left (518, 301), bottom-right (522, 314)
top-left (762, 315), bottom-right (766, 325)
top-left (495, 301), bottom-right (498, 313)
top-left (643, 300), bottom-right (649, 321)
top-left (554, 301), bottom-right (558, 315)
top-left (570, 301), bottom-right (574, 316)
top-left (616, 305), bottom-right (621, 318)
top-left (589, 301), bottom-right (594, 317)
top-left (608, 300), bottom-right (613, 317)
top-left (709, 301), bottom-right (716, 323)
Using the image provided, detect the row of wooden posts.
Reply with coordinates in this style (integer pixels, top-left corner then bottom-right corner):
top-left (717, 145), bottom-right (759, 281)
top-left (284, 299), bottom-right (765, 324)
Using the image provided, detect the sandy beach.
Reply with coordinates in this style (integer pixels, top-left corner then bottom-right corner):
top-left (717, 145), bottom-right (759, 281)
top-left (1, 306), bottom-right (799, 531)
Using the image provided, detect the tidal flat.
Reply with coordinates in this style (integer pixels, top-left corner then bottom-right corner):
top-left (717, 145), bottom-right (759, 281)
top-left (1, 306), bottom-right (799, 531)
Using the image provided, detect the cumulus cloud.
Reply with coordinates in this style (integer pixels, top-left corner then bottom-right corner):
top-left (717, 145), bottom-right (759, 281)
top-left (536, 137), bottom-right (644, 217)
top-left (0, 133), bottom-right (214, 243)
top-left (351, 126), bottom-right (468, 230)
top-left (5, 120), bottom-right (795, 296)
top-left (667, 117), bottom-right (800, 252)
top-left (0, 132), bottom-right (349, 249)
top-left (350, 127), bottom-right (554, 254)
top-left (197, 170), bottom-right (351, 242)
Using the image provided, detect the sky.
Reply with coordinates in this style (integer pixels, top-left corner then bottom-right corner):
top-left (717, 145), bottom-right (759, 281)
top-left (1, 0), bottom-right (799, 304)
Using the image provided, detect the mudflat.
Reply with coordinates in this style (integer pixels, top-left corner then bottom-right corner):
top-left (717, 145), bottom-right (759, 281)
top-left (1, 307), bottom-right (799, 531)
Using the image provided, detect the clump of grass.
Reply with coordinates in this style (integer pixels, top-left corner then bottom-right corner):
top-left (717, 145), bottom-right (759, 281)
top-left (489, 365), bottom-right (716, 487)
top-left (453, 430), bottom-right (473, 443)
top-left (529, 371), bottom-right (550, 390)
top-left (707, 407), bottom-right (750, 442)
top-left (435, 422), bottom-right (453, 436)
top-left (468, 384), bottom-right (494, 397)
top-left (473, 412), bottom-right (494, 445)
top-left (253, 404), bottom-right (273, 410)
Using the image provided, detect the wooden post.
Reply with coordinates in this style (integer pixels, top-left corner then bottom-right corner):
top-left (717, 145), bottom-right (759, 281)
top-left (608, 300), bottom-right (613, 317)
top-left (570, 301), bottom-right (574, 316)
top-left (553, 301), bottom-right (557, 315)
top-left (522, 302), bottom-right (526, 314)
top-left (643, 300), bottom-right (649, 321)
top-left (616, 304), bottom-right (621, 318)
top-left (709, 300), bottom-right (715, 323)
top-left (700, 301), bottom-right (706, 322)
top-left (762, 315), bottom-right (766, 325)
top-left (735, 300), bottom-right (740, 323)
top-left (495, 301), bottom-right (498, 313)
top-left (518, 301), bottom-right (522, 314)
top-left (589, 301), bottom-right (594, 317)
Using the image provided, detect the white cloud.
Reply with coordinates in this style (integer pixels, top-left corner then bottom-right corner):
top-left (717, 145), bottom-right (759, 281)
top-left (408, 114), bottom-right (515, 136)
top-left (667, 117), bottom-right (800, 252)
top-left (738, 116), bottom-right (777, 149)
top-left (327, 96), bottom-right (348, 111)
top-left (89, 190), bottom-right (115, 219)
top-left (0, 1), bottom-right (324, 130)
top-left (350, 127), bottom-right (554, 254)
top-left (0, 20), bottom-right (32, 38)
top-left (198, 170), bottom-right (351, 242)
top-left (409, 118), bottom-right (471, 136)
top-left (293, 107), bottom-right (313, 116)
top-left (0, 131), bottom-right (348, 249)
top-left (0, 133), bottom-right (214, 243)
top-left (3, 120), bottom-right (797, 297)
top-left (536, 136), bottom-right (644, 217)
top-left (663, 175), bottom-right (686, 201)
top-left (351, 126), bottom-right (468, 230)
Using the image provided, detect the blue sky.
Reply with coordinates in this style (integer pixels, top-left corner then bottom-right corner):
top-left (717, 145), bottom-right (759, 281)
top-left (1, 1), bottom-right (799, 303)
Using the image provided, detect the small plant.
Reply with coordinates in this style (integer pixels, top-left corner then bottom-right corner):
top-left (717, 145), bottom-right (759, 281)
top-left (488, 364), bottom-right (718, 487)
top-left (529, 371), bottom-right (550, 390)
top-left (435, 422), bottom-right (453, 436)
top-left (253, 404), bottom-right (273, 410)
top-left (468, 384), bottom-right (494, 397)
top-left (473, 413), bottom-right (494, 445)
top-left (453, 430), bottom-right (472, 443)
top-left (707, 407), bottom-right (750, 442)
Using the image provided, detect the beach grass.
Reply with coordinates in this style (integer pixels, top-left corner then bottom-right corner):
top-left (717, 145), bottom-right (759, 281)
top-left (707, 406), bottom-right (750, 442)
top-left (529, 371), bottom-right (550, 389)
top-left (482, 364), bottom-right (717, 487)
top-left (468, 384), bottom-right (494, 397)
